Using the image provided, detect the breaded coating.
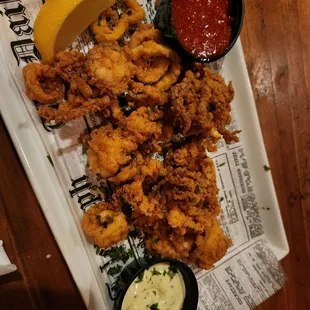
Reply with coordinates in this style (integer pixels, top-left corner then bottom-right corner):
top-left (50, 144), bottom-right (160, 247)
top-left (23, 63), bottom-right (65, 104)
top-left (86, 44), bottom-right (134, 96)
top-left (162, 143), bottom-right (220, 210)
top-left (38, 96), bottom-right (113, 123)
top-left (88, 124), bottom-right (138, 179)
top-left (54, 50), bottom-right (86, 82)
top-left (170, 66), bottom-right (238, 144)
top-left (126, 81), bottom-right (169, 108)
top-left (88, 107), bottom-right (163, 178)
top-left (82, 202), bottom-right (128, 249)
top-left (115, 180), bottom-right (164, 217)
top-left (190, 218), bottom-right (231, 269)
top-left (109, 154), bottom-right (165, 184)
top-left (120, 106), bottom-right (163, 143)
top-left (145, 233), bottom-right (194, 260)
top-left (90, 0), bottom-right (145, 42)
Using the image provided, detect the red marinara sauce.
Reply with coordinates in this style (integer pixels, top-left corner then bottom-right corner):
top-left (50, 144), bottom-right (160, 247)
top-left (172, 0), bottom-right (232, 59)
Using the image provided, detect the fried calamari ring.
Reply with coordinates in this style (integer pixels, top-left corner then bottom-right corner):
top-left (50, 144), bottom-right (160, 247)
top-left (38, 96), bottom-right (113, 122)
top-left (134, 57), bottom-right (170, 84)
top-left (91, 0), bottom-right (145, 42)
top-left (82, 202), bottom-right (129, 249)
top-left (86, 44), bottom-right (134, 96)
top-left (131, 41), bottom-right (181, 91)
top-left (90, 8), bottom-right (119, 43)
top-left (128, 24), bottom-right (162, 48)
top-left (23, 63), bottom-right (65, 104)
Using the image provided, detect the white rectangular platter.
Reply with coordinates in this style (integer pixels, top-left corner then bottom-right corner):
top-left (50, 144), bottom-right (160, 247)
top-left (0, 34), bottom-right (289, 309)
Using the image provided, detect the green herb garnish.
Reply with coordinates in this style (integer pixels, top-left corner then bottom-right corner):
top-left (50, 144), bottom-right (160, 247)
top-left (105, 245), bottom-right (133, 263)
top-left (151, 268), bottom-right (161, 276)
top-left (153, 291), bottom-right (157, 296)
top-left (107, 264), bottom-right (122, 276)
top-left (264, 165), bottom-right (271, 171)
top-left (147, 107), bottom-right (153, 114)
top-left (167, 264), bottom-right (178, 279)
top-left (219, 197), bottom-right (224, 202)
top-left (195, 185), bottom-right (200, 193)
top-left (219, 162), bottom-right (225, 167)
top-left (94, 244), bottom-right (101, 255)
top-left (135, 270), bottom-right (144, 283)
top-left (150, 303), bottom-right (159, 310)
top-left (153, 238), bottom-right (160, 243)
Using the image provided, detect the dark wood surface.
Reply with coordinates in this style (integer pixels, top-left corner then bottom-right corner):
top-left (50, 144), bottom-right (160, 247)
top-left (1, 1), bottom-right (310, 309)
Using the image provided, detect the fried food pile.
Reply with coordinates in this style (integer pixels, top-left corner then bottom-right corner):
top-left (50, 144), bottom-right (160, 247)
top-left (22, 0), bottom-right (238, 270)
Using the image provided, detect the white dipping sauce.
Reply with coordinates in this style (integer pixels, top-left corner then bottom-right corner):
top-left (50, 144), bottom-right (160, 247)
top-left (121, 262), bottom-right (186, 310)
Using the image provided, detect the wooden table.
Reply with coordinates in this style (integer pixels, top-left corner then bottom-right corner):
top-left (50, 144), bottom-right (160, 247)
top-left (1, 1), bottom-right (310, 309)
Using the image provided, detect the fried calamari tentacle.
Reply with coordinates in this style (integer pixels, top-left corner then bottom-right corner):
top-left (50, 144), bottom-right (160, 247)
top-left (170, 66), bottom-right (238, 143)
top-left (67, 78), bottom-right (93, 106)
top-left (82, 202), bottom-right (128, 249)
top-left (38, 96), bottom-right (112, 122)
top-left (131, 41), bottom-right (181, 91)
top-left (23, 63), bottom-right (65, 104)
top-left (128, 24), bottom-right (162, 48)
top-left (86, 44), bottom-right (134, 96)
top-left (162, 143), bottom-right (220, 210)
top-left (54, 50), bottom-right (86, 82)
top-left (127, 81), bottom-right (169, 108)
top-left (91, 0), bottom-right (145, 42)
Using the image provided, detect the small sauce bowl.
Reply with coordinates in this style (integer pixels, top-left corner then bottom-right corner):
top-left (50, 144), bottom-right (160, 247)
top-left (113, 258), bottom-right (199, 310)
top-left (154, 0), bottom-right (244, 63)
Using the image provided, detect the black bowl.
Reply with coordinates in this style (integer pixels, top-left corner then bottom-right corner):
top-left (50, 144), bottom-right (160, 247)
top-left (154, 0), bottom-right (244, 63)
top-left (114, 258), bottom-right (199, 310)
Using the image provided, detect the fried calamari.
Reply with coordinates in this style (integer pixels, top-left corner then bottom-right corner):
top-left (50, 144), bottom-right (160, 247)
top-left (82, 202), bottom-right (128, 249)
top-left (87, 107), bottom-right (163, 178)
top-left (23, 63), bottom-right (65, 104)
top-left (86, 43), bottom-right (135, 96)
top-left (190, 217), bottom-right (231, 270)
top-left (54, 50), bottom-right (86, 82)
top-left (38, 96), bottom-right (113, 123)
top-left (91, 0), bottom-right (145, 42)
top-left (130, 41), bottom-right (181, 91)
top-left (161, 143), bottom-right (220, 212)
top-left (170, 66), bottom-right (238, 144)
top-left (126, 81), bottom-right (169, 108)
top-left (128, 24), bottom-right (163, 48)
top-left (22, 1), bottom-right (237, 270)
top-left (110, 141), bottom-right (230, 269)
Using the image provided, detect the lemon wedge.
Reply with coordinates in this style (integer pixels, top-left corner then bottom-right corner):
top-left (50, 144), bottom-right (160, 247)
top-left (34, 0), bottom-right (116, 63)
